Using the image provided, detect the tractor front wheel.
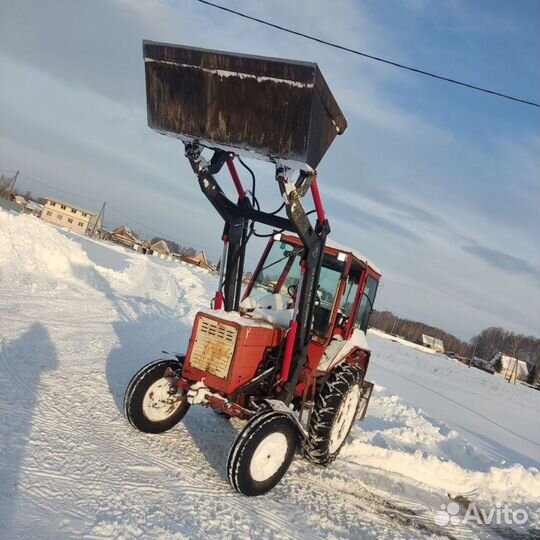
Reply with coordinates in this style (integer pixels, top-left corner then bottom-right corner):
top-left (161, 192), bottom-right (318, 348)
top-left (124, 359), bottom-right (189, 434)
top-left (304, 363), bottom-right (364, 465)
top-left (227, 411), bottom-right (298, 496)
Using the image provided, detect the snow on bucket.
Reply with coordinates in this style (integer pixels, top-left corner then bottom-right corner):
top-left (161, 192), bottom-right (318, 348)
top-left (143, 41), bottom-right (347, 169)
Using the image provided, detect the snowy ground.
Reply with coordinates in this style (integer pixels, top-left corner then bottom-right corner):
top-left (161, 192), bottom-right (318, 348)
top-left (1, 210), bottom-right (539, 540)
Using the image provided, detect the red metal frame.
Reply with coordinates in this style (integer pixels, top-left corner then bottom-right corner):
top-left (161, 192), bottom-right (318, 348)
top-left (310, 177), bottom-right (326, 224)
top-left (182, 312), bottom-right (284, 396)
top-left (242, 237), bottom-right (273, 300)
top-left (214, 234), bottom-right (229, 310)
top-left (280, 320), bottom-right (298, 382)
top-left (225, 157), bottom-right (246, 201)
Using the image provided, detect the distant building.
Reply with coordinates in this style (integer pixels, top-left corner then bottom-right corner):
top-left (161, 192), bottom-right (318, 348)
top-left (181, 251), bottom-right (213, 272)
top-left (41, 198), bottom-right (102, 234)
top-left (150, 239), bottom-right (170, 257)
top-left (111, 226), bottom-right (140, 250)
top-left (12, 195), bottom-right (44, 216)
top-left (24, 200), bottom-right (44, 216)
top-left (491, 353), bottom-right (529, 381)
top-left (421, 334), bottom-right (445, 353)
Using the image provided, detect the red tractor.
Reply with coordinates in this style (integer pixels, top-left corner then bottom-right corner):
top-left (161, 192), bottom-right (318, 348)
top-left (124, 41), bottom-right (381, 496)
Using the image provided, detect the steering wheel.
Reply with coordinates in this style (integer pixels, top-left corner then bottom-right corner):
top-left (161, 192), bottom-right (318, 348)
top-left (288, 284), bottom-right (322, 306)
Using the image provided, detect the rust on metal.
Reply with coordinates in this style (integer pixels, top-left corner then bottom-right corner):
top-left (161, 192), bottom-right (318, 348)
top-left (143, 41), bottom-right (347, 169)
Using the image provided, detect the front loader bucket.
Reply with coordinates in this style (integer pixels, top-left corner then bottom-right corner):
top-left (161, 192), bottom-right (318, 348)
top-left (143, 41), bottom-right (347, 170)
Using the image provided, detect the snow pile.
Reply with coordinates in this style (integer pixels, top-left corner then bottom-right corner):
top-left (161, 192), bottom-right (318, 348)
top-left (0, 211), bottom-right (92, 286)
top-left (344, 385), bottom-right (540, 505)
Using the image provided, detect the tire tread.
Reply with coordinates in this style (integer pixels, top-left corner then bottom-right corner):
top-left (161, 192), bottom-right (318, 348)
top-left (304, 363), bottom-right (364, 465)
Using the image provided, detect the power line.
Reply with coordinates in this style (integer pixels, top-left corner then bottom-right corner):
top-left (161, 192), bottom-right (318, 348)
top-left (17, 172), bottom-right (104, 204)
top-left (197, 0), bottom-right (539, 108)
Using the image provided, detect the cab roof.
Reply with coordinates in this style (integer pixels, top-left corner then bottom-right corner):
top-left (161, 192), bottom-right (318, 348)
top-left (279, 233), bottom-right (381, 277)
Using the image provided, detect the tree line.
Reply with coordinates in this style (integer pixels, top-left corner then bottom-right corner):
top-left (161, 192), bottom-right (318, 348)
top-left (470, 327), bottom-right (540, 368)
top-left (370, 310), bottom-right (471, 356)
top-left (369, 310), bottom-right (540, 367)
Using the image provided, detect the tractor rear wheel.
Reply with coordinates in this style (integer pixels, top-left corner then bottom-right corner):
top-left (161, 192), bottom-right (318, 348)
top-left (227, 410), bottom-right (298, 496)
top-left (304, 363), bottom-right (364, 465)
top-left (124, 359), bottom-right (189, 434)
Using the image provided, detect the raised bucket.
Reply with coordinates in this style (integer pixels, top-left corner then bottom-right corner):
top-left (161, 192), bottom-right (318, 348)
top-left (143, 41), bottom-right (347, 170)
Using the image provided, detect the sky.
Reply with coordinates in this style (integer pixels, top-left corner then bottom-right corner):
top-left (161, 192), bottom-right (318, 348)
top-left (0, 0), bottom-right (539, 341)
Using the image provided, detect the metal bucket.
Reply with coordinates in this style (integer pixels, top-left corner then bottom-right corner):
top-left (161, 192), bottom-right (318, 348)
top-left (143, 41), bottom-right (347, 170)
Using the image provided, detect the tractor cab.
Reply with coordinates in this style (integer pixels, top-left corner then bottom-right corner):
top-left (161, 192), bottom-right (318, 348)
top-left (241, 233), bottom-right (381, 376)
top-left (243, 233), bottom-right (380, 340)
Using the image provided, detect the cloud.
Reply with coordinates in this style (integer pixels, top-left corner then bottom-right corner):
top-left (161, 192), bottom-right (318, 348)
top-left (461, 242), bottom-right (539, 280)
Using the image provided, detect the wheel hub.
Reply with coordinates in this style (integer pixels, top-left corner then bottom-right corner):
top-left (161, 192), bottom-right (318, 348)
top-left (142, 378), bottom-right (184, 422)
top-left (249, 432), bottom-right (288, 482)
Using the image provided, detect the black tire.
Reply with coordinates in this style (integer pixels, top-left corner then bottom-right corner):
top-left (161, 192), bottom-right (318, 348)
top-left (305, 363), bottom-right (364, 465)
top-left (124, 359), bottom-right (189, 434)
top-left (227, 411), bottom-right (298, 496)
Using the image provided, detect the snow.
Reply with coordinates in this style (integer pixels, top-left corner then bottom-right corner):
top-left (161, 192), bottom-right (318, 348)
top-left (239, 293), bottom-right (294, 328)
top-left (1, 209), bottom-right (539, 539)
top-left (371, 328), bottom-right (438, 355)
top-left (144, 58), bottom-right (314, 88)
top-left (318, 329), bottom-right (370, 371)
top-left (201, 308), bottom-right (277, 328)
top-left (324, 237), bottom-right (382, 276)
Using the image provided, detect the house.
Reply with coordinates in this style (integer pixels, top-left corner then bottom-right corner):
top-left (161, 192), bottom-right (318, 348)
top-left (181, 251), bottom-right (213, 271)
top-left (491, 353), bottom-right (529, 381)
top-left (11, 195), bottom-right (44, 216)
top-left (150, 239), bottom-right (170, 257)
top-left (421, 334), bottom-right (445, 353)
top-left (41, 198), bottom-right (102, 235)
top-left (99, 229), bottom-right (113, 241)
top-left (111, 226), bottom-right (140, 250)
top-left (140, 240), bottom-right (152, 254)
top-left (14, 195), bottom-right (27, 206)
top-left (23, 200), bottom-right (44, 216)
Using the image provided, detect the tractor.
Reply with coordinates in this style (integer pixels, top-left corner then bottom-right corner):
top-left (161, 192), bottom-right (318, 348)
top-left (124, 41), bottom-right (381, 496)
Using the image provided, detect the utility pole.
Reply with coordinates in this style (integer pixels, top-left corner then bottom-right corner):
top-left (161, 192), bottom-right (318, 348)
top-left (8, 170), bottom-right (19, 198)
top-left (91, 201), bottom-right (106, 238)
top-left (507, 356), bottom-right (518, 385)
top-left (468, 340), bottom-right (478, 368)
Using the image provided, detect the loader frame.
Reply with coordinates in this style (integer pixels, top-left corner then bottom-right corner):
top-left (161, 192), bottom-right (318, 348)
top-left (184, 143), bottom-right (329, 405)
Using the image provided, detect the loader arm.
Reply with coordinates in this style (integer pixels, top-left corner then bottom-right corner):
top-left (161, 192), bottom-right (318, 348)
top-left (184, 144), bottom-right (329, 404)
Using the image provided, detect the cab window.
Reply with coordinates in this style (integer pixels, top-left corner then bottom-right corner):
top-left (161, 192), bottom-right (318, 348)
top-left (355, 276), bottom-right (378, 332)
top-left (249, 241), bottom-right (301, 300)
top-left (312, 254), bottom-right (344, 336)
top-left (339, 275), bottom-right (359, 317)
